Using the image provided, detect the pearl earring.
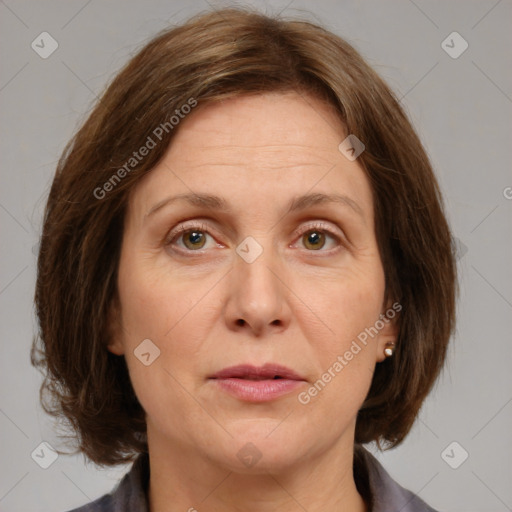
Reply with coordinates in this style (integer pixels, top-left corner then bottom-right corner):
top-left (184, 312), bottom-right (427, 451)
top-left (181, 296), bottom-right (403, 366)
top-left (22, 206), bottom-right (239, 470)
top-left (384, 342), bottom-right (395, 358)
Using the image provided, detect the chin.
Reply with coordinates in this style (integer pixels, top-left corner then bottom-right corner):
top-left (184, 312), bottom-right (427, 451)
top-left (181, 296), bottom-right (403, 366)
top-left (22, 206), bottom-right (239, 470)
top-left (209, 419), bottom-right (312, 474)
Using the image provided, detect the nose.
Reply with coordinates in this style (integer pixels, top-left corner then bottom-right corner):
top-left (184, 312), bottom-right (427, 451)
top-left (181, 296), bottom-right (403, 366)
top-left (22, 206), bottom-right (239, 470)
top-left (224, 241), bottom-right (291, 337)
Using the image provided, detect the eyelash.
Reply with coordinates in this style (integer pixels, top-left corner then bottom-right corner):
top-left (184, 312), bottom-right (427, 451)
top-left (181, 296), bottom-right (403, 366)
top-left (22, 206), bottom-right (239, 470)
top-left (165, 221), bottom-right (344, 255)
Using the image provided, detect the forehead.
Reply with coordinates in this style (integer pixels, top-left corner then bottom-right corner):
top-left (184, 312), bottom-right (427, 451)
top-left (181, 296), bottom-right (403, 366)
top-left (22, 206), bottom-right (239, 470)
top-left (171, 92), bottom-right (345, 158)
top-left (128, 92), bottom-right (373, 221)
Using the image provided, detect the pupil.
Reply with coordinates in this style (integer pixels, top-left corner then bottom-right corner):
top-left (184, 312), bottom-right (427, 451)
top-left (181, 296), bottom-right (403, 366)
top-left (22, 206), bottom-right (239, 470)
top-left (309, 232), bottom-right (320, 244)
top-left (306, 231), bottom-right (323, 249)
top-left (187, 231), bottom-right (204, 248)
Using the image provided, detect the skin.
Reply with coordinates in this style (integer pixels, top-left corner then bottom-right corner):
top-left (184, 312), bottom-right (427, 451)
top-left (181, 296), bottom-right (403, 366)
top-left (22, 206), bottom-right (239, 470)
top-left (108, 92), bottom-right (398, 512)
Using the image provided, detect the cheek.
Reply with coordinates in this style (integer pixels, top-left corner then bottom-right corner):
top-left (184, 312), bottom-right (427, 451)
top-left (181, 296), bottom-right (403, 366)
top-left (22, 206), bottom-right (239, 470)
top-left (116, 267), bottom-right (207, 431)
top-left (118, 252), bottom-right (203, 343)
top-left (293, 265), bottom-right (385, 408)
top-left (116, 255), bottom-right (216, 393)
top-left (296, 264), bottom-right (385, 353)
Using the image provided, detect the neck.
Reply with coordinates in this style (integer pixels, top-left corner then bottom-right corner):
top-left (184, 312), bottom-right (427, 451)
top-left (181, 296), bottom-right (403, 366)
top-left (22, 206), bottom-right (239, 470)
top-left (147, 428), bottom-right (368, 512)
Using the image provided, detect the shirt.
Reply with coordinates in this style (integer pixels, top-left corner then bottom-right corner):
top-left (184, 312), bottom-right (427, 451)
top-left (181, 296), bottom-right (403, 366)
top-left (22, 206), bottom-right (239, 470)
top-left (66, 445), bottom-right (439, 512)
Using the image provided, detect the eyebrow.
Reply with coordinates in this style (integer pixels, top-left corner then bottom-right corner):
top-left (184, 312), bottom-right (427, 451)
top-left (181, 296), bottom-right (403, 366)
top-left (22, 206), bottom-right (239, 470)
top-left (145, 192), bottom-right (364, 220)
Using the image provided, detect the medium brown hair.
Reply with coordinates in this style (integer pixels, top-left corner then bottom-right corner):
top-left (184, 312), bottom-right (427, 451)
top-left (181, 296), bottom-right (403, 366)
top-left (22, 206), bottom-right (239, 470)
top-left (31, 6), bottom-right (457, 467)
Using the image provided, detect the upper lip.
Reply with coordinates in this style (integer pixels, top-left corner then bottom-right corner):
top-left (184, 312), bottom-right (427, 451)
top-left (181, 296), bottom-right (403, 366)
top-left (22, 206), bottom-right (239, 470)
top-left (210, 363), bottom-right (305, 381)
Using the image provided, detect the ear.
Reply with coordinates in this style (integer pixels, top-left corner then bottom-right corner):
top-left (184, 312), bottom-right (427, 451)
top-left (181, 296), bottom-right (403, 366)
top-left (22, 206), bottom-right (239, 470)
top-left (106, 293), bottom-right (125, 356)
top-left (375, 301), bottom-right (401, 363)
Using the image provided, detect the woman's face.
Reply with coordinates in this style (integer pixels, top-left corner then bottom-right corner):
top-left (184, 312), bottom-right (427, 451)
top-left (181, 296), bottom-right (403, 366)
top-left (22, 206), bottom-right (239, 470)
top-left (109, 92), bottom-right (397, 472)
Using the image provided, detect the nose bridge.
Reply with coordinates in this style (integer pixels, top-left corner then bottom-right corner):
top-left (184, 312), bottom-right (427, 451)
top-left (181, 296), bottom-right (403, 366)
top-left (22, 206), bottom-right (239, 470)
top-left (229, 234), bottom-right (288, 332)
top-left (236, 234), bottom-right (281, 301)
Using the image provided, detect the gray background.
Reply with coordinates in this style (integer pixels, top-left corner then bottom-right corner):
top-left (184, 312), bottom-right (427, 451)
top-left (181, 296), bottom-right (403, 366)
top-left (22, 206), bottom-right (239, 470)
top-left (1, 0), bottom-right (511, 510)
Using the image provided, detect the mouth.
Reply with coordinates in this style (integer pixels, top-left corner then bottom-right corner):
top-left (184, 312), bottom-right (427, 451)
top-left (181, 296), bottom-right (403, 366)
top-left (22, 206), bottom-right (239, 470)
top-left (209, 363), bottom-right (306, 402)
top-left (210, 363), bottom-right (304, 381)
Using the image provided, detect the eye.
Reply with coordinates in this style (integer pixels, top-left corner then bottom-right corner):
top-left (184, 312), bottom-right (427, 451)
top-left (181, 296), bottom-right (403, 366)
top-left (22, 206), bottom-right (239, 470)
top-left (165, 223), bottom-right (217, 252)
top-left (294, 222), bottom-right (342, 252)
top-left (165, 221), bottom-right (343, 254)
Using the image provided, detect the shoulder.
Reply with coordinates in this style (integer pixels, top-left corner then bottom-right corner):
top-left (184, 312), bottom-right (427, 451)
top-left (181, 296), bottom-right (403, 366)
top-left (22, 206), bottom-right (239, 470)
top-left (63, 453), bottom-right (150, 512)
top-left (65, 494), bottom-right (114, 512)
top-left (356, 445), bottom-right (440, 512)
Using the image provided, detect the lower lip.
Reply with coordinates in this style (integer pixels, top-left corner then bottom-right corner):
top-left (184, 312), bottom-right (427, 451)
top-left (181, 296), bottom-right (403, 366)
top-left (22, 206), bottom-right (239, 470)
top-left (211, 378), bottom-right (304, 402)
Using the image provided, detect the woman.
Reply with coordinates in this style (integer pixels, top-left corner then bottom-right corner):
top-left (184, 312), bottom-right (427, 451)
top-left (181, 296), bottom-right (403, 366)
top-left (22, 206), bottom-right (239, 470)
top-left (31, 7), bottom-right (457, 512)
